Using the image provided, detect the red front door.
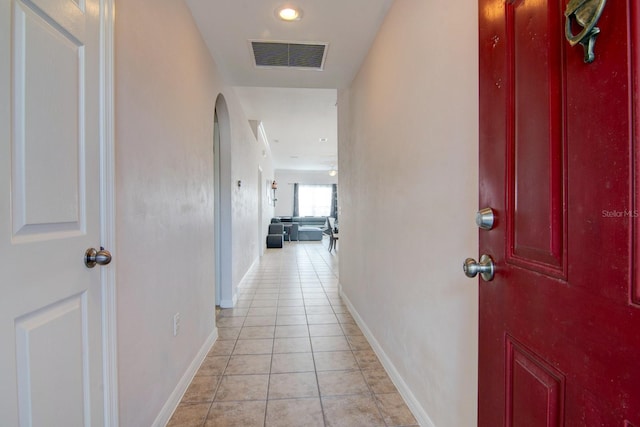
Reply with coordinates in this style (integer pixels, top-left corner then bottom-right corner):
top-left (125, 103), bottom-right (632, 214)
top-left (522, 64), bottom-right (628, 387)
top-left (478, 0), bottom-right (640, 425)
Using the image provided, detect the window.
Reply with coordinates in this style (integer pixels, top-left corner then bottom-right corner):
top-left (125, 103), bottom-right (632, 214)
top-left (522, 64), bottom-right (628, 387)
top-left (298, 185), bottom-right (332, 216)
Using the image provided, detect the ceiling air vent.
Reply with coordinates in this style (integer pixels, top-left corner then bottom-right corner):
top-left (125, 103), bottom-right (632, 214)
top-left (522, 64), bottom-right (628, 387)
top-left (250, 41), bottom-right (328, 70)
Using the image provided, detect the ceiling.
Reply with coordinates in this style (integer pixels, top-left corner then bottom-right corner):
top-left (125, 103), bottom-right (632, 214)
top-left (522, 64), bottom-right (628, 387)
top-left (185, 0), bottom-right (394, 171)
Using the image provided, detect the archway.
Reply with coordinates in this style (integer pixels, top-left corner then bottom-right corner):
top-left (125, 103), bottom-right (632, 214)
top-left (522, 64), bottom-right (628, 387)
top-left (214, 95), bottom-right (233, 307)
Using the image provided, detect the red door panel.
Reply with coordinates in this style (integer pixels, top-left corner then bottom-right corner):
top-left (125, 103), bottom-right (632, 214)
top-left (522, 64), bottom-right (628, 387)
top-left (478, 0), bottom-right (640, 425)
top-left (506, 337), bottom-right (565, 427)
top-left (633, 0), bottom-right (640, 307)
top-left (506, 0), bottom-right (566, 276)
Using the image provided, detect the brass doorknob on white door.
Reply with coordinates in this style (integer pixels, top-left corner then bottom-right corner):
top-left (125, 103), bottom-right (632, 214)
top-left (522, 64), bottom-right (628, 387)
top-left (84, 247), bottom-right (112, 268)
top-left (463, 254), bottom-right (495, 281)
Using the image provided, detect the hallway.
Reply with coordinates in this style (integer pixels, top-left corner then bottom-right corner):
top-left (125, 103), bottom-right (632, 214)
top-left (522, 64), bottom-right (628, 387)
top-left (167, 241), bottom-right (418, 426)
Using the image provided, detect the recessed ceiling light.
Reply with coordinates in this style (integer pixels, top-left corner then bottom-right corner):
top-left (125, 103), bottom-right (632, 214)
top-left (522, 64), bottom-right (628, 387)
top-left (319, 138), bottom-right (328, 143)
top-left (277, 6), bottom-right (302, 21)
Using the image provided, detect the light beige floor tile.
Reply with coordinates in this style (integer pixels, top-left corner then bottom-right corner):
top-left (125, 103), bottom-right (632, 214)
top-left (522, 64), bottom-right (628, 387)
top-left (304, 299), bottom-right (331, 307)
top-left (307, 314), bottom-right (339, 325)
top-left (238, 326), bottom-right (275, 340)
top-left (321, 395), bottom-right (385, 427)
top-left (374, 392), bottom-right (419, 426)
top-left (362, 369), bottom-right (398, 394)
top-left (302, 294), bottom-right (327, 301)
top-left (335, 313), bottom-right (356, 324)
top-left (232, 339), bottom-right (273, 355)
top-left (308, 324), bottom-right (344, 337)
top-left (182, 375), bottom-right (220, 403)
top-left (216, 317), bottom-right (245, 328)
top-left (218, 308), bottom-right (249, 317)
top-left (254, 289), bottom-right (279, 295)
top-left (313, 351), bottom-right (359, 371)
top-left (205, 400), bottom-right (266, 427)
top-left (214, 374), bottom-right (269, 401)
top-left (317, 370), bottom-right (370, 396)
top-left (353, 350), bottom-right (384, 371)
top-left (217, 327), bottom-right (241, 341)
top-left (302, 289), bottom-right (326, 295)
top-left (305, 305), bottom-right (335, 315)
top-left (265, 398), bottom-right (324, 427)
top-left (268, 372), bottom-right (319, 399)
top-left (346, 335), bottom-right (372, 351)
top-left (271, 352), bottom-right (315, 373)
top-left (278, 294), bottom-right (304, 301)
top-left (224, 354), bottom-right (272, 375)
top-left (242, 316), bottom-right (276, 327)
top-left (198, 356), bottom-right (229, 376)
top-left (276, 306), bottom-right (306, 316)
top-left (276, 315), bottom-right (308, 325)
top-left (167, 402), bottom-right (211, 427)
top-left (277, 299), bottom-right (304, 307)
top-left (208, 340), bottom-right (236, 356)
top-left (273, 337), bottom-right (312, 353)
top-left (331, 305), bottom-right (349, 314)
top-left (274, 325), bottom-right (309, 338)
top-left (340, 323), bottom-right (363, 336)
top-left (253, 293), bottom-right (279, 300)
top-left (250, 299), bottom-right (278, 308)
top-left (247, 307), bottom-right (277, 317)
top-left (311, 336), bottom-right (350, 352)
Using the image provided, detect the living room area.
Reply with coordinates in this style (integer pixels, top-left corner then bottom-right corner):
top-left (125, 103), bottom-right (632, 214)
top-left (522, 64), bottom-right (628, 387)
top-left (233, 88), bottom-right (340, 252)
top-left (267, 169), bottom-right (339, 251)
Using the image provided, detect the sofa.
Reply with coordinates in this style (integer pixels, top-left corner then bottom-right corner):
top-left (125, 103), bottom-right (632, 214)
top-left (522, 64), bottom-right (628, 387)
top-left (272, 216), bottom-right (327, 241)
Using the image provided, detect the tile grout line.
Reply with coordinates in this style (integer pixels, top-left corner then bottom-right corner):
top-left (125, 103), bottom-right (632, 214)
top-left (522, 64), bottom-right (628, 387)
top-left (302, 266), bottom-right (330, 427)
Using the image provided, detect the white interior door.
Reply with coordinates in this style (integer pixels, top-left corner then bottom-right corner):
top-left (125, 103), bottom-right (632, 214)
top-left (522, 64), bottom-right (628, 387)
top-left (0, 0), bottom-right (106, 425)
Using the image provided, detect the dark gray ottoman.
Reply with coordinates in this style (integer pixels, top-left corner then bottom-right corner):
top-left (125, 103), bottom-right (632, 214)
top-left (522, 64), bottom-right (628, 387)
top-left (266, 234), bottom-right (283, 248)
top-left (266, 224), bottom-right (284, 248)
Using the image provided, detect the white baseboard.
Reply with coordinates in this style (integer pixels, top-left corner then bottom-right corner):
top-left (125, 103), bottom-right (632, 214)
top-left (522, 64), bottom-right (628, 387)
top-left (222, 257), bottom-right (261, 307)
top-left (339, 288), bottom-right (436, 427)
top-left (153, 328), bottom-right (218, 427)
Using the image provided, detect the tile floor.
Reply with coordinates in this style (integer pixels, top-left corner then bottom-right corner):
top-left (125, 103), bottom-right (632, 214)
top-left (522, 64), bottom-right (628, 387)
top-left (168, 241), bottom-right (418, 427)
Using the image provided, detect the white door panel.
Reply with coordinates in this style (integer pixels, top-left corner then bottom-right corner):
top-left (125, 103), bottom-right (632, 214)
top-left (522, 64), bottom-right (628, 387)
top-left (13, 0), bottom-right (87, 237)
top-left (0, 0), bottom-right (104, 425)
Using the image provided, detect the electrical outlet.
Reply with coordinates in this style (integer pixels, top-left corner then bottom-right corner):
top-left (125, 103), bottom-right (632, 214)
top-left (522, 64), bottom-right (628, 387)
top-left (173, 312), bottom-right (180, 336)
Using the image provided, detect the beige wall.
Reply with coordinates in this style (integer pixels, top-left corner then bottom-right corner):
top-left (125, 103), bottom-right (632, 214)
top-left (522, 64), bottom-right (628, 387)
top-left (115, 1), bottom-right (273, 425)
top-left (338, 1), bottom-right (479, 425)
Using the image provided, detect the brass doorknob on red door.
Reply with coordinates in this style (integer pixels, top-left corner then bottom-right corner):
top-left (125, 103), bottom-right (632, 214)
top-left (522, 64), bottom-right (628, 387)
top-left (463, 254), bottom-right (495, 281)
top-left (84, 247), bottom-right (112, 268)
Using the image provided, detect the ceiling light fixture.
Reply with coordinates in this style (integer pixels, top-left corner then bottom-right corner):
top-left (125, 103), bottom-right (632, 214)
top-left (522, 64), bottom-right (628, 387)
top-left (277, 6), bottom-right (302, 21)
top-left (328, 168), bottom-right (337, 177)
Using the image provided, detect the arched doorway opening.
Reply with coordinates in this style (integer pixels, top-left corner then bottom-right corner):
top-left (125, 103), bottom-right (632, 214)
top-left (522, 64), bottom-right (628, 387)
top-left (214, 95), bottom-right (233, 307)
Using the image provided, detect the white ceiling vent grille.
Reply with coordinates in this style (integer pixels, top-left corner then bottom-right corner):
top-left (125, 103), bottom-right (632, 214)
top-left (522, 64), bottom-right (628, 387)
top-left (250, 41), bottom-right (328, 70)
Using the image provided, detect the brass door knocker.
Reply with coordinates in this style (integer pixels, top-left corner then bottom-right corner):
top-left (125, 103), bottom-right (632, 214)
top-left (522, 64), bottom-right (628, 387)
top-left (564, 0), bottom-right (607, 63)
